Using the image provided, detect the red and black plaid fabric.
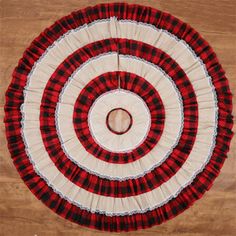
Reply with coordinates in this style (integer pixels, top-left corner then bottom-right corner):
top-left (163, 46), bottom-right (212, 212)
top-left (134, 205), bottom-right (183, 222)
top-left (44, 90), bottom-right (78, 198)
top-left (74, 71), bottom-right (165, 163)
top-left (4, 2), bottom-right (233, 232)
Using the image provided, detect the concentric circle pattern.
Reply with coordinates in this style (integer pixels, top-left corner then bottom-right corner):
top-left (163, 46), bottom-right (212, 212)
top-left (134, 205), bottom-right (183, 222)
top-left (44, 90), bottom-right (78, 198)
top-left (4, 3), bottom-right (233, 232)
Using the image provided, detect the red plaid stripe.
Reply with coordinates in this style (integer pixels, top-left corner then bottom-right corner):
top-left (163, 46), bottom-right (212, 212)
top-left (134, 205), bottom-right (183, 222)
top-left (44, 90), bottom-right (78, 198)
top-left (73, 72), bottom-right (165, 163)
top-left (4, 2), bottom-right (233, 232)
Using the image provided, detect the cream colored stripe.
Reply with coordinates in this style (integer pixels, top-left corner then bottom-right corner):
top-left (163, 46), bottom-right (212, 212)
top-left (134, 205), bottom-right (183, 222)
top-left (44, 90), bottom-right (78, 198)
top-left (88, 90), bottom-right (151, 153)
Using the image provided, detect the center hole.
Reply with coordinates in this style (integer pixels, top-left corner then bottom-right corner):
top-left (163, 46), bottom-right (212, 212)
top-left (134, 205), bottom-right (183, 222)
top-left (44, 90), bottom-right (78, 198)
top-left (106, 108), bottom-right (132, 135)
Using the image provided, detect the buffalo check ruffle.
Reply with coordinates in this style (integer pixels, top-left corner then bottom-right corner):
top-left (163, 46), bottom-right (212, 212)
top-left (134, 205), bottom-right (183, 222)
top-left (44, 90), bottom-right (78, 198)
top-left (73, 71), bottom-right (165, 163)
top-left (4, 2), bottom-right (233, 232)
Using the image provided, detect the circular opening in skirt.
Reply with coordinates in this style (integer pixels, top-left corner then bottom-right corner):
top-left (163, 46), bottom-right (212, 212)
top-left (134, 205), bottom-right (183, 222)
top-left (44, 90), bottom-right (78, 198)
top-left (106, 108), bottom-right (133, 135)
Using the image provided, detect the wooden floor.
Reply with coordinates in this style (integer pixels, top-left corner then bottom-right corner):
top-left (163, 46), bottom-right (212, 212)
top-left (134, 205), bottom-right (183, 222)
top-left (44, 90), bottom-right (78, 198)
top-left (0, 0), bottom-right (235, 235)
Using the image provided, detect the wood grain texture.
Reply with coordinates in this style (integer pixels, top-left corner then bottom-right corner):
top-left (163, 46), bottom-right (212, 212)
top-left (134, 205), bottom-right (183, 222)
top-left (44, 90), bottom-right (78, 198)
top-left (0, 0), bottom-right (235, 235)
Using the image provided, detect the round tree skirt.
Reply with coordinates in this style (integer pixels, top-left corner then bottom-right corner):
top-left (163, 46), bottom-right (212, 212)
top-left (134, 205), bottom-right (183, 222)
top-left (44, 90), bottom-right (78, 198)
top-left (4, 3), bottom-right (233, 232)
